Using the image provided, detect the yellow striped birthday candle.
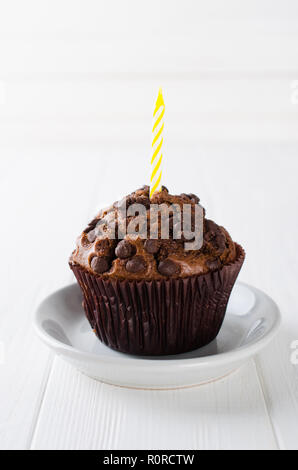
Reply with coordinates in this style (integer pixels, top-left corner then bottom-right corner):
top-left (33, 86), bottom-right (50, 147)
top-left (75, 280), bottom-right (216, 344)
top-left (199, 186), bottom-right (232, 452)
top-left (150, 88), bottom-right (165, 199)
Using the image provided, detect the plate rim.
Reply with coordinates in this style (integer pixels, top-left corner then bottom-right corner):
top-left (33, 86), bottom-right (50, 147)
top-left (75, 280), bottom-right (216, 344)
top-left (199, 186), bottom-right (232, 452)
top-left (34, 281), bottom-right (281, 370)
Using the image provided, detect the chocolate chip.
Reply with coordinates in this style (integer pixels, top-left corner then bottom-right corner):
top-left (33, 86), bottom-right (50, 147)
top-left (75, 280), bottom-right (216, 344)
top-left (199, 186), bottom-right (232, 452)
top-left (95, 239), bottom-right (114, 256)
top-left (206, 258), bottom-right (221, 271)
top-left (134, 196), bottom-right (150, 209)
top-left (87, 229), bottom-right (97, 243)
top-left (180, 193), bottom-right (200, 204)
top-left (90, 256), bottom-right (110, 274)
top-left (83, 217), bottom-right (99, 233)
top-left (83, 225), bottom-right (94, 234)
top-left (205, 219), bottom-right (217, 233)
top-left (205, 230), bottom-right (215, 243)
top-left (144, 239), bottom-right (160, 254)
top-left (205, 226), bottom-right (226, 255)
top-left (115, 240), bottom-right (136, 259)
top-left (89, 217), bottom-right (99, 227)
top-left (126, 256), bottom-right (146, 273)
top-left (137, 185), bottom-right (150, 193)
top-left (187, 193), bottom-right (200, 204)
top-left (158, 259), bottom-right (180, 276)
top-left (215, 234), bottom-right (226, 254)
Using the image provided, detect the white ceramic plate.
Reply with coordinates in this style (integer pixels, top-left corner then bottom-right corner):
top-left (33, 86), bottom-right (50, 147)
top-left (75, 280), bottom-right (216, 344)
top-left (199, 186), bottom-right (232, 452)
top-left (34, 282), bottom-right (281, 390)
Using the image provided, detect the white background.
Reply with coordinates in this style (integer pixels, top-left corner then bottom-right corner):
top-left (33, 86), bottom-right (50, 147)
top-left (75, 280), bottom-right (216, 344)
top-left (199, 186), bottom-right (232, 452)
top-left (0, 0), bottom-right (298, 450)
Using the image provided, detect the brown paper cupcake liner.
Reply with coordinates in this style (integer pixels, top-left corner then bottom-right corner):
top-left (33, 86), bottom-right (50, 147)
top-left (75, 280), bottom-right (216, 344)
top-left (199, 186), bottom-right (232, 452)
top-left (70, 244), bottom-right (245, 356)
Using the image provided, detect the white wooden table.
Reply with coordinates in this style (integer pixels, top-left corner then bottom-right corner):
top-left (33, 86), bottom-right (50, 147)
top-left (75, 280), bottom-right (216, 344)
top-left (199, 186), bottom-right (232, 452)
top-left (1, 143), bottom-right (297, 450)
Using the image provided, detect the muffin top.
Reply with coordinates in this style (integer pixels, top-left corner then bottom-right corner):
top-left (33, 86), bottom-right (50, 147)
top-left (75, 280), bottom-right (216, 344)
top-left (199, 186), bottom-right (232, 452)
top-left (69, 186), bottom-right (237, 280)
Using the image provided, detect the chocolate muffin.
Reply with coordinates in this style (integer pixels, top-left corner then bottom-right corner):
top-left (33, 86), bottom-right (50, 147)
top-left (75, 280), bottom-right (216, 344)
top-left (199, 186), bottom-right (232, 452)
top-left (69, 186), bottom-right (245, 355)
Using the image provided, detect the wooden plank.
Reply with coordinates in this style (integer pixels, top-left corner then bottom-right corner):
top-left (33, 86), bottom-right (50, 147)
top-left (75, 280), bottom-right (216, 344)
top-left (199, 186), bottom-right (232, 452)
top-left (256, 334), bottom-right (298, 451)
top-left (0, 0), bottom-right (298, 80)
top-left (0, 33), bottom-right (297, 81)
top-left (254, 262), bottom-right (298, 450)
top-left (0, 79), bottom-right (294, 120)
top-left (0, 150), bottom-right (101, 449)
top-left (1, 1), bottom-right (298, 37)
top-left (30, 359), bottom-right (278, 450)
top-left (0, 120), bottom-right (297, 148)
top-left (0, 77), bottom-right (296, 146)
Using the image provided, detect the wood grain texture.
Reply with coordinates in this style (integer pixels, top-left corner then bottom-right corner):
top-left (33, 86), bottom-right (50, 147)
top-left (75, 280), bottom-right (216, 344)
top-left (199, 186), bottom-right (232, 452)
top-left (0, 1), bottom-right (297, 145)
top-left (1, 0), bottom-right (297, 37)
top-left (0, 151), bottom-right (104, 449)
top-left (30, 359), bottom-right (278, 450)
top-left (0, 0), bottom-right (298, 447)
top-left (1, 1), bottom-right (298, 78)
